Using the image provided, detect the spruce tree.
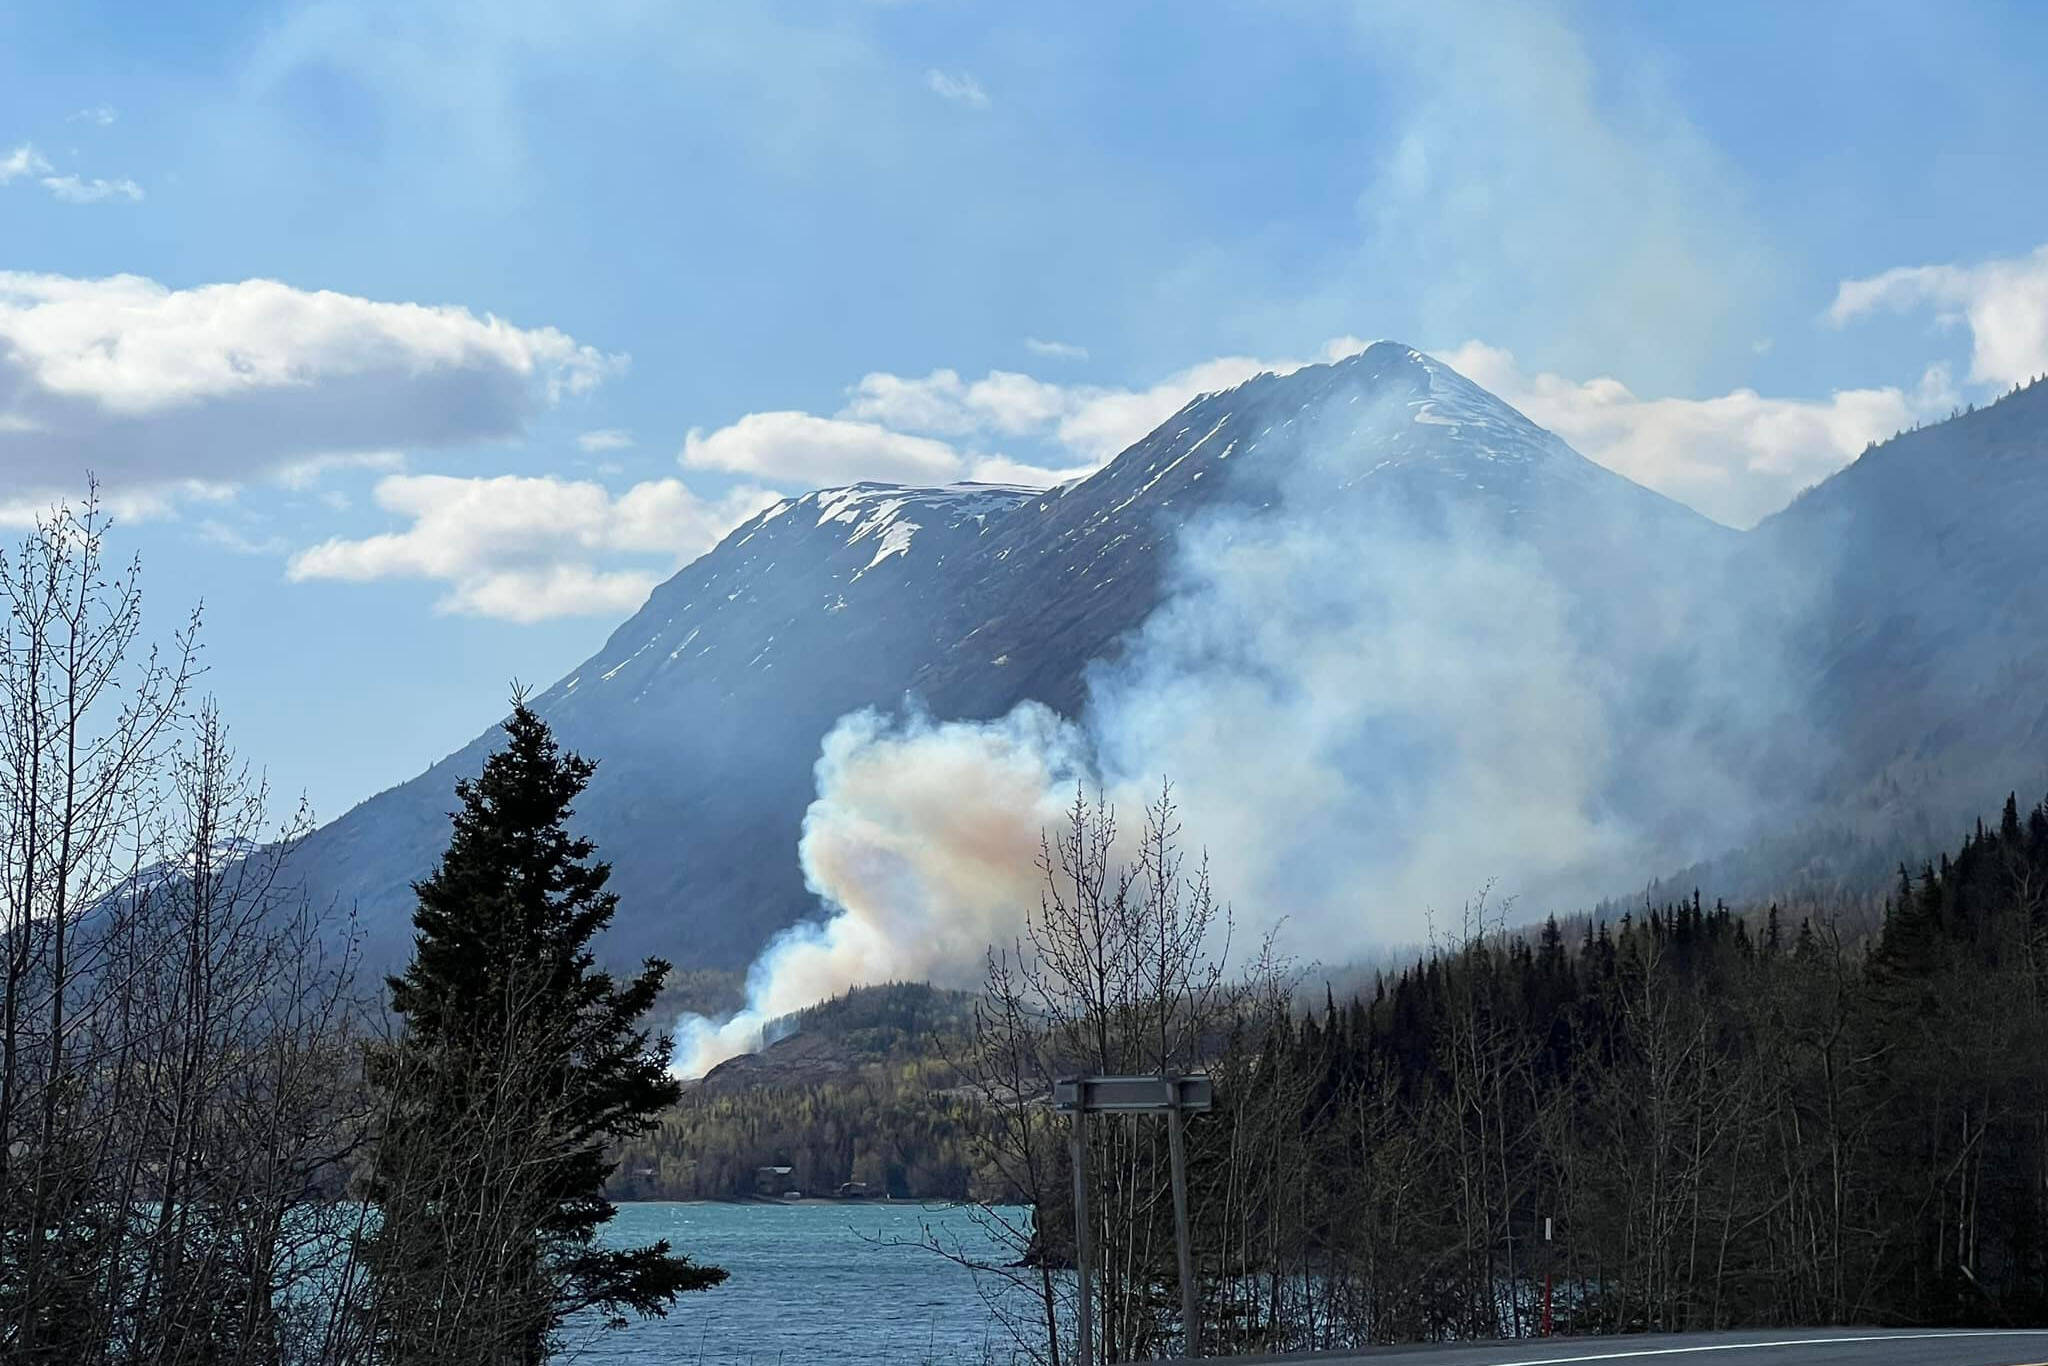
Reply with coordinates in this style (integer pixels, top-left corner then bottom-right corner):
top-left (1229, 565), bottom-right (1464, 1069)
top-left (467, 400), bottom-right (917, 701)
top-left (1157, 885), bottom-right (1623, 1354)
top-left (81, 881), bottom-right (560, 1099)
top-left (361, 699), bottom-right (724, 1365)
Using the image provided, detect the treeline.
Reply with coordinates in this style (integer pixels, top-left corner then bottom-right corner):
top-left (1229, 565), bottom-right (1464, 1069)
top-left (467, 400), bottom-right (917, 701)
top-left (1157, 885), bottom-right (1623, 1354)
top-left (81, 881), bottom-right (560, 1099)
top-left (605, 787), bottom-right (2048, 1363)
top-left (1209, 797), bottom-right (2048, 1347)
top-left (618, 786), bottom-right (2048, 1360)
top-left (923, 786), bottom-right (2048, 1363)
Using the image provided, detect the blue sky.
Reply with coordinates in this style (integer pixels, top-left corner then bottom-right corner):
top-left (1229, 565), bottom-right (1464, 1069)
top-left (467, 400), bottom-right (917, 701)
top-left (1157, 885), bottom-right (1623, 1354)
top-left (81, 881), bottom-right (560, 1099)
top-left (4, 0), bottom-right (2047, 824)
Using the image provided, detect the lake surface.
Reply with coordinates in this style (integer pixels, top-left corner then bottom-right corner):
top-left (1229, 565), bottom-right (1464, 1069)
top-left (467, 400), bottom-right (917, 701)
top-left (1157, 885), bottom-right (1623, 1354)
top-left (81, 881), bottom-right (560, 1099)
top-left (577, 1202), bottom-right (1036, 1365)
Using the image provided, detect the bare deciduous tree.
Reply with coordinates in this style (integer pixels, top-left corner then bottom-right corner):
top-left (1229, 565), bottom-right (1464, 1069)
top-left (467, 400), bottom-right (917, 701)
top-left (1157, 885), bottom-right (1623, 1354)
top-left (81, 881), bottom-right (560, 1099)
top-left (1, 491), bottom-right (364, 1366)
top-left (946, 783), bottom-right (1233, 1366)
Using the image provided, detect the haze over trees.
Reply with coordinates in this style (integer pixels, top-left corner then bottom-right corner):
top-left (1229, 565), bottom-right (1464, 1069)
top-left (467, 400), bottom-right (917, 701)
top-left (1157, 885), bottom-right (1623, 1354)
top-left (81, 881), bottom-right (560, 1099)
top-left (649, 788), bottom-right (2048, 1362)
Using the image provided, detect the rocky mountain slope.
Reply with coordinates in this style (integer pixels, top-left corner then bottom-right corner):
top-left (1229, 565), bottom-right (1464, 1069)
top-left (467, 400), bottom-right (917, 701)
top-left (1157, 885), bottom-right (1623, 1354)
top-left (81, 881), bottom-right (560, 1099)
top-left (285, 347), bottom-right (2048, 969)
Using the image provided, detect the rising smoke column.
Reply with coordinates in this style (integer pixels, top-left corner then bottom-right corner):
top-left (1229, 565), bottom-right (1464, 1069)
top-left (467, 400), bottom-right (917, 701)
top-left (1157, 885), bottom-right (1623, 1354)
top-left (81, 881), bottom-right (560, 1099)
top-left (676, 703), bottom-right (1093, 1075)
top-left (1087, 503), bottom-right (1628, 944)
top-left (676, 368), bottom-right (1778, 1077)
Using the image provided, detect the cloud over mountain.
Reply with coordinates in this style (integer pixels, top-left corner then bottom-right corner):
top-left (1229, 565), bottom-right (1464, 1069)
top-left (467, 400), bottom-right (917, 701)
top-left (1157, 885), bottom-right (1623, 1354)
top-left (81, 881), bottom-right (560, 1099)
top-left (288, 473), bottom-right (778, 621)
top-left (1441, 342), bottom-right (1932, 528)
top-left (1830, 243), bottom-right (2048, 390)
top-left (674, 329), bottom-right (1948, 534)
top-left (681, 411), bottom-right (965, 486)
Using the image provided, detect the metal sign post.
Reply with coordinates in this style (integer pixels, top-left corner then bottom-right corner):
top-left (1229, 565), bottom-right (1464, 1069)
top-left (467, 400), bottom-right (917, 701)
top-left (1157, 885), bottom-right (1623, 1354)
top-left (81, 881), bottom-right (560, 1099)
top-left (1070, 1106), bottom-right (1091, 1365)
top-left (1053, 1074), bottom-right (1215, 1362)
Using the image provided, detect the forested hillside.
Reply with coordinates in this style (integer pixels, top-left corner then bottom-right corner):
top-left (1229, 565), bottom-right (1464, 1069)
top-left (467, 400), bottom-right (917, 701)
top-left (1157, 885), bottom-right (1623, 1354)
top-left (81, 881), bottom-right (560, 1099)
top-left (1210, 795), bottom-right (2048, 1340)
top-left (611, 984), bottom-right (982, 1200)
top-left (622, 789), bottom-right (2048, 1344)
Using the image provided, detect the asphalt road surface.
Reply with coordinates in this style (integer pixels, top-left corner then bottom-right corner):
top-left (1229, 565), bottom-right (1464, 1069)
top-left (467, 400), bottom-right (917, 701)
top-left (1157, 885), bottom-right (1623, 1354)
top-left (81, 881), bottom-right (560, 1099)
top-left (1177, 1329), bottom-right (2048, 1366)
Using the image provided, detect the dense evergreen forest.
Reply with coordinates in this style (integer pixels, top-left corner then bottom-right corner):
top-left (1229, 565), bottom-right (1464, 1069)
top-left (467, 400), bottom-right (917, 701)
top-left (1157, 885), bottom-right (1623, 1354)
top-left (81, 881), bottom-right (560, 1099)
top-left (620, 790), bottom-right (2048, 1350)
top-left (1202, 795), bottom-right (2048, 1342)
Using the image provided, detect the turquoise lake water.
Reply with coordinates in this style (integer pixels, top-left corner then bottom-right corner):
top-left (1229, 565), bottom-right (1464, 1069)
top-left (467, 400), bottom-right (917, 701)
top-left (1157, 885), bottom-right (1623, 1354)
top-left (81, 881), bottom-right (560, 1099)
top-left (579, 1202), bottom-right (1034, 1365)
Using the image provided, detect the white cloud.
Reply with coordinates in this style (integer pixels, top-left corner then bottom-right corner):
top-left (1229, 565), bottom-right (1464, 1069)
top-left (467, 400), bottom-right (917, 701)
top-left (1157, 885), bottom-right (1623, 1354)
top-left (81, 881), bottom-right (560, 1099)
top-left (842, 369), bottom-right (1067, 439)
top-left (1, 145), bottom-right (51, 182)
top-left (1437, 341), bottom-right (1930, 528)
top-left (68, 106), bottom-right (118, 127)
top-left (679, 339), bottom-right (1381, 500)
top-left (1829, 243), bottom-right (2048, 390)
top-left (1052, 352), bottom-right (1333, 462)
top-left (843, 336), bottom-right (1369, 468)
top-left (676, 330), bottom-right (1932, 525)
top-left (197, 519), bottom-right (288, 556)
top-left (681, 411), bottom-right (966, 486)
top-left (578, 427), bottom-right (635, 452)
top-left (287, 473), bottom-right (779, 622)
top-left (1024, 337), bottom-right (1088, 361)
top-left (40, 174), bottom-right (143, 204)
top-left (0, 479), bottom-right (235, 530)
top-left (924, 69), bottom-right (989, 108)
top-left (1, 142), bottom-right (143, 203)
top-left (273, 450), bottom-right (407, 490)
top-left (0, 272), bottom-right (621, 501)
top-left (962, 454), bottom-right (1100, 488)
top-left (677, 398), bottom-right (1122, 493)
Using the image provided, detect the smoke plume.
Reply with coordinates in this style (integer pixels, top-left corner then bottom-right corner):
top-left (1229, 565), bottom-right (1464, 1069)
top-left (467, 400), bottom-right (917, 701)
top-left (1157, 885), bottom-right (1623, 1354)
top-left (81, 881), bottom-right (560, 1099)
top-left (676, 703), bottom-right (1094, 1074)
top-left (675, 376), bottom-right (1787, 1077)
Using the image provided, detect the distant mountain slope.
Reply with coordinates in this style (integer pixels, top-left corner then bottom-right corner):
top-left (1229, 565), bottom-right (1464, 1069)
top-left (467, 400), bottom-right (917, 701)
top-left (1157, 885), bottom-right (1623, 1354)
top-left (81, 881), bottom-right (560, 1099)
top-left (1754, 378), bottom-right (2048, 841)
top-left (288, 480), bottom-right (1042, 967)
top-left (906, 342), bottom-right (1735, 719)
top-left (286, 348), bottom-right (2048, 971)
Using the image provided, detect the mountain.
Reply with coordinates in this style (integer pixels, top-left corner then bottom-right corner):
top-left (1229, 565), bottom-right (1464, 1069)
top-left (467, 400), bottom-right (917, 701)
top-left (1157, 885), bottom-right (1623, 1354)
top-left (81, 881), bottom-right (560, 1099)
top-left (283, 346), bottom-right (2048, 970)
top-left (1610, 377), bottom-right (2048, 911)
top-left (907, 339), bottom-right (1734, 720)
top-left (1757, 380), bottom-right (2048, 835)
top-left (287, 480), bottom-right (1042, 968)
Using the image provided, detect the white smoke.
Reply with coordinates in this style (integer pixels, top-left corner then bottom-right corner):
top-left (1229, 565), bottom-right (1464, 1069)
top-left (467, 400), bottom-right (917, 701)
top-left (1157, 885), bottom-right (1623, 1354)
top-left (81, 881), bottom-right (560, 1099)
top-left (1087, 507), bottom-right (1629, 942)
top-left (673, 377), bottom-right (1779, 1078)
top-left (676, 703), bottom-right (1094, 1075)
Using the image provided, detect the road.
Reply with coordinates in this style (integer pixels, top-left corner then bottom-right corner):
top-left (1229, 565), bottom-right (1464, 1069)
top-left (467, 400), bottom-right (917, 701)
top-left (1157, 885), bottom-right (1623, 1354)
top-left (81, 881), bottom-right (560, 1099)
top-left (1173, 1329), bottom-right (2048, 1366)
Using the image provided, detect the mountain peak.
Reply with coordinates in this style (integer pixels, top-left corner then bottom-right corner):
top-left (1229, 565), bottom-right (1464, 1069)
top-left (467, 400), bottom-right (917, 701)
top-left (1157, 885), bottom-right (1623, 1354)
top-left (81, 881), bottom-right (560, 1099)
top-left (286, 337), bottom-right (1733, 971)
top-left (1053, 339), bottom-right (1613, 533)
top-left (1333, 341), bottom-right (1568, 459)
